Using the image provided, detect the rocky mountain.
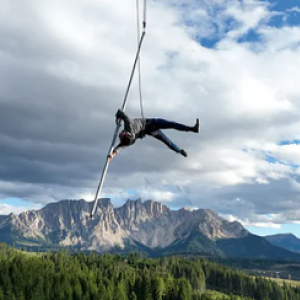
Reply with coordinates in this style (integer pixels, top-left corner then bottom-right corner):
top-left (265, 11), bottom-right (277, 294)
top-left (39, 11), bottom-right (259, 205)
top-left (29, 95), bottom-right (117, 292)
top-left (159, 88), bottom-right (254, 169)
top-left (0, 199), bottom-right (300, 260)
top-left (264, 233), bottom-right (300, 253)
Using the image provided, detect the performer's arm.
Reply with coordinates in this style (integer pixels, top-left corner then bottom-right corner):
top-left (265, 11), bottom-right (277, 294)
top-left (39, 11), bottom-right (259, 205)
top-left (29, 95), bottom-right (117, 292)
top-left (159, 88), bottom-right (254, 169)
top-left (108, 143), bottom-right (127, 161)
top-left (115, 109), bottom-right (131, 126)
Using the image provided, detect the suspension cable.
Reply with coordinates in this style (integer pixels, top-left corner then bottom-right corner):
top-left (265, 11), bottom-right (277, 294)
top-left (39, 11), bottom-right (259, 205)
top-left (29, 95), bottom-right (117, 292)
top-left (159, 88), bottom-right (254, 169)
top-left (136, 0), bottom-right (147, 118)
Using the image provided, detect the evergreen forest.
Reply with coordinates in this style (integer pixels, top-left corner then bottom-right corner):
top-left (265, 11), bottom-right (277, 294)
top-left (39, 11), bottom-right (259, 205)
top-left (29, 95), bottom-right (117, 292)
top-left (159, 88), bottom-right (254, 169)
top-left (0, 243), bottom-right (299, 300)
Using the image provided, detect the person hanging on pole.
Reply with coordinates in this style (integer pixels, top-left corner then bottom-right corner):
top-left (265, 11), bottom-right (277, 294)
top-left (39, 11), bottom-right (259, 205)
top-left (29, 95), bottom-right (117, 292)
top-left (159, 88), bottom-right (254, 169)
top-left (108, 109), bottom-right (200, 161)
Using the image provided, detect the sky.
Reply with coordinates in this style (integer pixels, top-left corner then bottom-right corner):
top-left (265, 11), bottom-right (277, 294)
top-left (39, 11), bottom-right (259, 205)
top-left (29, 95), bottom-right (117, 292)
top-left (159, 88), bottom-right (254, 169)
top-left (1, 0), bottom-right (300, 238)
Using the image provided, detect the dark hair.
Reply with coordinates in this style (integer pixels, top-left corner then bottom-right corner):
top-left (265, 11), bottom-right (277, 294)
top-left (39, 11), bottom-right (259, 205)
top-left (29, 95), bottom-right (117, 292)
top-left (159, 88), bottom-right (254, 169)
top-left (121, 135), bottom-right (131, 145)
top-left (119, 131), bottom-right (133, 145)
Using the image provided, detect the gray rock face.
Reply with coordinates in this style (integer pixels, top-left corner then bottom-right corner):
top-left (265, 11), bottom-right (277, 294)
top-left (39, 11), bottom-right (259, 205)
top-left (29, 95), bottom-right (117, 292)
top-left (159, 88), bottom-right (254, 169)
top-left (0, 199), bottom-right (248, 252)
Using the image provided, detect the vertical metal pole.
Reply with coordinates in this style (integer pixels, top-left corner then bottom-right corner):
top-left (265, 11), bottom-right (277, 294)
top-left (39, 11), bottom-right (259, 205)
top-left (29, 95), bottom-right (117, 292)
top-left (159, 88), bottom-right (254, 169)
top-left (90, 122), bottom-right (121, 218)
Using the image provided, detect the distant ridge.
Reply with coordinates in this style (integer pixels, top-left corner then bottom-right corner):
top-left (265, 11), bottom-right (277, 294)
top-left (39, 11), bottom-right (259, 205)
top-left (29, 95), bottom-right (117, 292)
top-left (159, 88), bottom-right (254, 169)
top-left (264, 233), bottom-right (300, 254)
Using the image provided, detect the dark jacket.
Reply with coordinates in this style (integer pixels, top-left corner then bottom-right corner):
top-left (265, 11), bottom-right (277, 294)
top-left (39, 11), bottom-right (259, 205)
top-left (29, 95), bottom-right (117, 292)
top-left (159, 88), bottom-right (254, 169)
top-left (114, 109), bottom-right (147, 153)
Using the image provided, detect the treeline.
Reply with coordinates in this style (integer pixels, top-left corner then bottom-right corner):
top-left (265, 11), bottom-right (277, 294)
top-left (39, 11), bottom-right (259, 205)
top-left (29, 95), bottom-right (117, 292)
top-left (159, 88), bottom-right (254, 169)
top-left (211, 257), bottom-right (300, 281)
top-left (0, 243), bottom-right (299, 300)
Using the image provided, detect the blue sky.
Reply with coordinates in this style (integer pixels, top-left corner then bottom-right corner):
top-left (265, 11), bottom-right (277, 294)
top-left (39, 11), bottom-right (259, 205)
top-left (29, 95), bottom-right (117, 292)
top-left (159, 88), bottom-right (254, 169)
top-left (247, 224), bottom-right (300, 237)
top-left (0, 0), bottom-right (300, 240)
top-left (2, 198), bottom-right (30, 207)
top-left (197, 0), bottom-right (300, 48)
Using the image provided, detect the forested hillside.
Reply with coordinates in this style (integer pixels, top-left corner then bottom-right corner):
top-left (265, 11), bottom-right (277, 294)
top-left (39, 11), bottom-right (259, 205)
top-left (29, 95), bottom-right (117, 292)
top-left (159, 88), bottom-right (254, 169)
top-left (0, 243), bottom-right (299, 300)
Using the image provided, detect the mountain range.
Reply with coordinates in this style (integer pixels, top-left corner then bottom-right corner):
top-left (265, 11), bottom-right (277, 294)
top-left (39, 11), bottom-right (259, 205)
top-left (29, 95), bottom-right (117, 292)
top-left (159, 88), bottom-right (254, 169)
top-left (0, 198), bottom-right (300, 260)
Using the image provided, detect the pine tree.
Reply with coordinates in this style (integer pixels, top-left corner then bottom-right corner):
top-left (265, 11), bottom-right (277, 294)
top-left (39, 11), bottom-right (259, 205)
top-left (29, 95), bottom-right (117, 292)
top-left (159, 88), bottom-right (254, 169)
top-left (114, 282), bottom-right (127, 300)
top-left (129, 291), bottom-right (137, 300)
top-left (152, 277), bottom-right (165, 300)
top-left (73, 280), bottom-right (83, 300)
top-left (177, 278), bottom-right (192, 300)
top-left (141, 273), bottom-right (152, 300)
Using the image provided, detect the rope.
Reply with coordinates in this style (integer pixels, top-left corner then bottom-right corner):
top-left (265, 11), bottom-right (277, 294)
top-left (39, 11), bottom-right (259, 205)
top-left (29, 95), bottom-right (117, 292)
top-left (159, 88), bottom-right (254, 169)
top-left (90, 0), bottom-right (147, 218)
top-left (136, 0), bottom-right (144, 118)
top-left (136, 0), bottom-right (147, 118)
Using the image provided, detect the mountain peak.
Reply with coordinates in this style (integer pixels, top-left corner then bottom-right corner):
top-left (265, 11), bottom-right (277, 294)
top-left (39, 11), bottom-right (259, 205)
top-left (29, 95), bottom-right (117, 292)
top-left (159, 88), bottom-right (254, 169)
top-left (97, 198), bottom-right (112, 207)
top-left (265, 233), bottom-right (298, 240)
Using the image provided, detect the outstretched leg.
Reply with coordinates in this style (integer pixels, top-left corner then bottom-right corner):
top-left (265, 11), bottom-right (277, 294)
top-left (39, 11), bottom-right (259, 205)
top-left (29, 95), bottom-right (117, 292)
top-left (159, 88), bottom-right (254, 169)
top-left (149, 130), bottom-right (188, 157)
top-left (146, 118), bottom-right (199, 133)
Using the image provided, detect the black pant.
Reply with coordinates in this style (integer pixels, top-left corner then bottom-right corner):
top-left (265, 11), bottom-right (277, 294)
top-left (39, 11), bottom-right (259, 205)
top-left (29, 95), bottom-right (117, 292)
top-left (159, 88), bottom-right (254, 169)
top-left (145, 119), bottom-right (190, 153)
top-left (145, 118), bottom-right (191, 133)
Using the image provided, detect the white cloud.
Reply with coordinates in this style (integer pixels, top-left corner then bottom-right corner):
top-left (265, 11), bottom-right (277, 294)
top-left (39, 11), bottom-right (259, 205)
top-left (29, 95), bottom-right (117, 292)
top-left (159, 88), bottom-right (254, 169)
top-left (261, 143), bottom-right (300, 165)
top-left (287, 6), bottom-right (300, 13)
top-left (1, 0), bottom-right (300, 232)
top-left (0, 203), bottom-right (42, 215)
top-left (245, 222), bottom-right (282, 229)
top-left (259, 26), bottom-right (300, 51)
top-left (224, 0), bottom-right (271, 39)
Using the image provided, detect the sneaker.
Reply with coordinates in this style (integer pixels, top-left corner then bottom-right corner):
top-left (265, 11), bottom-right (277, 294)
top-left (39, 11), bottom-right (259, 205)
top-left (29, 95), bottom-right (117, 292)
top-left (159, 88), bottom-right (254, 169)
top-left (192, 118), bottom-right (200, 133)
top-left (179, 149), bottom-right (188, 157)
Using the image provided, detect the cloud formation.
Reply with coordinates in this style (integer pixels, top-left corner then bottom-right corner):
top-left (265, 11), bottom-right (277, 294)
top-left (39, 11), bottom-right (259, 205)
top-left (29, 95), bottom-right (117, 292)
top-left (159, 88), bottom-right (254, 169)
top-left (1, 0), bottom-right (300, 232)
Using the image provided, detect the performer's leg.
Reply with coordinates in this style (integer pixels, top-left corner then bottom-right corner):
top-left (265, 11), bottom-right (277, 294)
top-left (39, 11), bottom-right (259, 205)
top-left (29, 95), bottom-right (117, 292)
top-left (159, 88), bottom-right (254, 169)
top-left (150, 130), bottom-right (187, 157)
top-left (146, 118), bottom-right (199, 133)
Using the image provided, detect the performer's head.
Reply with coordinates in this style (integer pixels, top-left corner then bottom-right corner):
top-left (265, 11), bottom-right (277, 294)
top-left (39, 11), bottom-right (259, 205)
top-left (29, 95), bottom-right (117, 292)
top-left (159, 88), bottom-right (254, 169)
top-left (119, 131), bottom-right (132, 145)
